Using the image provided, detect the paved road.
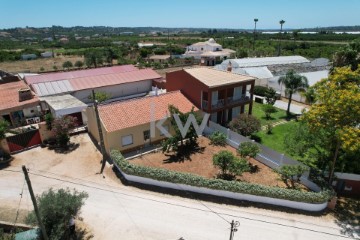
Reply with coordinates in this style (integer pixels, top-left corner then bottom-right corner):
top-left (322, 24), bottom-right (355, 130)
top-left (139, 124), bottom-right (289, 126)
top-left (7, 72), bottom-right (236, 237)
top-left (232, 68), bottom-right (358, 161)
top-left (0, 135), bottom-right (357, 240)
top-left (274, 100), bottom-right (309, 115)
top-left (1, 167), bottom-right (354, 240)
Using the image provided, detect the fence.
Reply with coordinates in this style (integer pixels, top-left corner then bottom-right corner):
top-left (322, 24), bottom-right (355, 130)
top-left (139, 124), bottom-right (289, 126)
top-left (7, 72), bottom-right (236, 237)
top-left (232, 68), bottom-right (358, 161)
top-left (205, 121), bottom-right (320, 192)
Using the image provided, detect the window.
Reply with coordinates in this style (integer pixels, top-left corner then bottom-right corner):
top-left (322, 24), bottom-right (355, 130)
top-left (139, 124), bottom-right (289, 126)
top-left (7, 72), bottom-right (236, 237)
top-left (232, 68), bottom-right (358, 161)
top-left (121, 135), bottom-right (133, 146)
top-left (143, 130), bottom-right (150, 141)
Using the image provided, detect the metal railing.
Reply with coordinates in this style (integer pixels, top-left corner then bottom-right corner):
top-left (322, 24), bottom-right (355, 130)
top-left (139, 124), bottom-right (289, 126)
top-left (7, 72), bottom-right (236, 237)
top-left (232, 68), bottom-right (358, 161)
top-left (211, 99), bottom-right (225, 109)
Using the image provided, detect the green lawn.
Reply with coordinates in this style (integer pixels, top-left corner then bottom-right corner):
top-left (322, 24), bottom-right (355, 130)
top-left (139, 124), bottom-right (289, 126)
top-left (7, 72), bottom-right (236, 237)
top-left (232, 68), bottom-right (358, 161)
top-left (254, 121), bottom-right (298, 154)
top-left (251, 102), bottom-right (295, 126)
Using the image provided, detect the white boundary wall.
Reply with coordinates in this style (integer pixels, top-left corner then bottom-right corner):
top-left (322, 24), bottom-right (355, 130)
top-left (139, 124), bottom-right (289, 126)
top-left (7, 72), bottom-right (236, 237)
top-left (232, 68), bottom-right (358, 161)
top-left (113, 162), bottom-right (327, 212)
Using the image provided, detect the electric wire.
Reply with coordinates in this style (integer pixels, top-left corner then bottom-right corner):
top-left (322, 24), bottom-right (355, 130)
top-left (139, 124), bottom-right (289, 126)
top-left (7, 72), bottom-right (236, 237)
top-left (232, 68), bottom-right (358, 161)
top-left (2, 168), bottom-right (355, 239)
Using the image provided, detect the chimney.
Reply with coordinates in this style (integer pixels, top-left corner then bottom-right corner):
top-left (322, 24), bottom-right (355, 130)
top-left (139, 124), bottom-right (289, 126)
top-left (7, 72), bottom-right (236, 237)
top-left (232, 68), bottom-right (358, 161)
top-left (227, 61), bottom-right (232, 72)
top-left (18, 88), bottom-right (32, 102)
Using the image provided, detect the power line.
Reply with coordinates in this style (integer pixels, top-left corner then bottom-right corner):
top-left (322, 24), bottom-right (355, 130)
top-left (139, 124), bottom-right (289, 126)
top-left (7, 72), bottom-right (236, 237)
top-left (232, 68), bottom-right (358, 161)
top-left (11, 178), bottom-right (26, 236)
top-left (2, 169), bottom-right (355, 239)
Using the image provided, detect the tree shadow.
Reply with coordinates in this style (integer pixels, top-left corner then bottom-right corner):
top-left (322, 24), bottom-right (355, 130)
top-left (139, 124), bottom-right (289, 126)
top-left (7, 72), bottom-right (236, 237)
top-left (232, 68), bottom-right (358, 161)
top-left (52, 143), bottom-right (80, 154)
top-left (163, 145), bottom-right (205, 163)
top-left (215, 173), bottom-right (236, 181)
top-left (333, 197), bottom-right (360, 238)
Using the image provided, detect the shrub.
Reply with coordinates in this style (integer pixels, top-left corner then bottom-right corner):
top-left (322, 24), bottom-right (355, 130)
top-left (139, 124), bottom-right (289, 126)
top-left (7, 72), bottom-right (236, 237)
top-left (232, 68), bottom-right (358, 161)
top-left (44, 113), bottom-right (54, 130)
top-left (111, 150), bottom-right (332, 204)
top-left (52, 116), bottom-right (77, 147)
top-left (262, 104), bottom-right (278, 120)
top-left (209, 131), bottom-right (227, 146)
top-left (229, 114), bottom-right (261, 137)
top-left (213, 150), bottom-right (250, 179)
top-left (0, 120), bottom-right (9, 139)
top-left (266, 123), bottom-right (273, 134)
top-left (237, 142), bottom-right (260, 158)
top-left (253, 86), bottom-right (268, 96)
top-left (277, 165), bottom-right (308, 189)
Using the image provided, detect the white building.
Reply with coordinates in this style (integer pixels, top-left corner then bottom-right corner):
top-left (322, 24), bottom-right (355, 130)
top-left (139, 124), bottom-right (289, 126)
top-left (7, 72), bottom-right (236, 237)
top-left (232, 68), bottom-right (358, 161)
top-left (183, 38), bottom-right (235, 66)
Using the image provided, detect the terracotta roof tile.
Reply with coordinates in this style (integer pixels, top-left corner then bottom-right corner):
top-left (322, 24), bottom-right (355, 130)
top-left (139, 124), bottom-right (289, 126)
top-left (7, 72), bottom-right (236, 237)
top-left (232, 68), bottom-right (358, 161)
top-left (99, 91), bottom-right (197, 132)
top-left (0, 81), bottom-right (39, 113)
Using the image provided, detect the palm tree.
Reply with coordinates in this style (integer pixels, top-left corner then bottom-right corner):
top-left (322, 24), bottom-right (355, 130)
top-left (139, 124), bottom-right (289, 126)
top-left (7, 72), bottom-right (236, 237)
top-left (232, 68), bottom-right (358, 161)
top-left (278, 70), bottom-right (309, 116)
top-left (277, 19), bottom-right (285, 56)
top-left (253, 18), bottom-right (259, 50)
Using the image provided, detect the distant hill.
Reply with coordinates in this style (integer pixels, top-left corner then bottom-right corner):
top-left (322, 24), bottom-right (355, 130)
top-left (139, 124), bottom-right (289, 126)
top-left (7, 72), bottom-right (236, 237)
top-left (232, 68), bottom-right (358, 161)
top-left (1, 25), bottom-right (359, 38)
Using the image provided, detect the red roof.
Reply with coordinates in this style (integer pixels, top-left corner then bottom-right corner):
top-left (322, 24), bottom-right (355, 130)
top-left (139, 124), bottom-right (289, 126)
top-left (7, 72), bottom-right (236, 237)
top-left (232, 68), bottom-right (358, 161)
top-left (99, 91), bottom-right (198, 132)
top-left (24, 65), bottom-right (138, 85)
top-left (70, 68), bottom-right (162, 91)
top-left (0, 81), bottom-right (39, 113)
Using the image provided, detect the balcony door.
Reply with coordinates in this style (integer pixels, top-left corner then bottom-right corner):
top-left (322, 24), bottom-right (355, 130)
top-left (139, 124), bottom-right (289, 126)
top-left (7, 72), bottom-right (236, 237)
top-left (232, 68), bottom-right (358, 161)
top-left (212, 91), bottom-right (218, 105)
top-left (233, 86), bottom-right (242, 100)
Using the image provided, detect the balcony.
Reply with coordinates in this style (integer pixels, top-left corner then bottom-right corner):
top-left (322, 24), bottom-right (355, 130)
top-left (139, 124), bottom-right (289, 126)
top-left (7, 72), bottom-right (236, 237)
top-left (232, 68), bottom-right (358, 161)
top-left (211, 99), bottom-right (225, 109)
top-left (227, 94), bottom-right (250, 106)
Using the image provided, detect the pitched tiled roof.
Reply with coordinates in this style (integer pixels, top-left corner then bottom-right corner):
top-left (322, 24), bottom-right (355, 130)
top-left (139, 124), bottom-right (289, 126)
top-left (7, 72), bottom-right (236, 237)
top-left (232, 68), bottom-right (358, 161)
top-left (0, 81), bottom-right (39, 113)
top-left (99, 91), bottom-right (197, 132)
top-left (184, 67), bottom-right (255, 88)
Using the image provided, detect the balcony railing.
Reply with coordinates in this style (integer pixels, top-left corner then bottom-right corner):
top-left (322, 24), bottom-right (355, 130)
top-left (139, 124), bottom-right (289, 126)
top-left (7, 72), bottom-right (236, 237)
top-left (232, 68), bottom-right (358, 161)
top-left (211, 99), bottom-right (225, 109)
top-left (227, 94), bottom-right (250, 105)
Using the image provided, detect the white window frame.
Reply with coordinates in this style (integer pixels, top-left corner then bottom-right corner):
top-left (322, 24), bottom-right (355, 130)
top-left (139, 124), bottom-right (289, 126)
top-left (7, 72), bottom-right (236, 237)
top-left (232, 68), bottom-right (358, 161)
top-left (121, 134), bottom-right (133, 147)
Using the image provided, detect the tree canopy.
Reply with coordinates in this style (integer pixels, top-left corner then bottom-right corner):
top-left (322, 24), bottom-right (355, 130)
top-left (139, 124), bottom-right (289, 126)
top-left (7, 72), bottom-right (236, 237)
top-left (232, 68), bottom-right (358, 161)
top-left (278, 70), bottom-right (309, 116)
top-left (26, 188), bottom-right (88, 240)
top-left (302, 66), bottom-right (360, 182)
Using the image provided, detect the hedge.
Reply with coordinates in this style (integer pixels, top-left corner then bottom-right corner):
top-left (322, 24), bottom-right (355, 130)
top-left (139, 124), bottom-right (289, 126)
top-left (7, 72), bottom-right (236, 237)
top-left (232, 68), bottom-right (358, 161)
top-left (111, 150), bottom-right (332, 204)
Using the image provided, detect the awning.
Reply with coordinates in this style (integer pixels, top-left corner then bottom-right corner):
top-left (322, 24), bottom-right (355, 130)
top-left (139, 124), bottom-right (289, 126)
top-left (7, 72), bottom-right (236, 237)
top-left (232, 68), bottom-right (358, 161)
top-left (40, 94), bottom-right (87, 117)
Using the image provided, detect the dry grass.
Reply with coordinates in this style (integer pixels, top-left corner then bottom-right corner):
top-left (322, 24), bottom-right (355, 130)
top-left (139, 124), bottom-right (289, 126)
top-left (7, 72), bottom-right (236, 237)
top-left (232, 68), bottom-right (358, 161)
top-left (0, 55), bottom-right (84, 73)
top-left (130, 137), bottom-right (288, 188)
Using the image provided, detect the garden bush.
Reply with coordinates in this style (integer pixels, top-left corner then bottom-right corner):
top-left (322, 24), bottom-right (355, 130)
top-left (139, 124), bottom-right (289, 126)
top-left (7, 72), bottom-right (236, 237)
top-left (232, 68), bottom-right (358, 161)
top-left (253, 86), bottom-right (269, 96)
top-left (209, 131), bottom-right (227, 146)
top-left (111, 150), bottom-right (332, 204)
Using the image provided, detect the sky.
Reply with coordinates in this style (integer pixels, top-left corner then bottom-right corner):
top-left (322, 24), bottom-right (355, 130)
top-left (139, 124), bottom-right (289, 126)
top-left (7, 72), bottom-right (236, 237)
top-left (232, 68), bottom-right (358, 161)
top-left (1, 0), bottom-right (360, 29)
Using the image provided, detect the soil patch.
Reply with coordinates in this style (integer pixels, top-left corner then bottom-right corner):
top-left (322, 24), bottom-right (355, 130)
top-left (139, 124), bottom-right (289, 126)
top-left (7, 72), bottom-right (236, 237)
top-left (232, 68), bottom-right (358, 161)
top-left (130, 137), bottom-right (288, 188)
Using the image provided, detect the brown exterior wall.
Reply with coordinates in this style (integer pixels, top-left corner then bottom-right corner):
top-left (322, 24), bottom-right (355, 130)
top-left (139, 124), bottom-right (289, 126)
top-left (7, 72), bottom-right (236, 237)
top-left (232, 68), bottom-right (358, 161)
top-left (166, 70), bottom-right (208, 109)
top-left (166, 69), bottom-right (255, 124)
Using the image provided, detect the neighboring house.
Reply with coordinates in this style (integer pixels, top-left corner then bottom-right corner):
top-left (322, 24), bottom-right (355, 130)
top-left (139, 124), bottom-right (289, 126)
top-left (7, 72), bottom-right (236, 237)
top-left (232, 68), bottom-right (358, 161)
top-left (87, 91), bottom-right (198, 154)
top-left (0, 79), bottom-right (41, 127)
top-left (21, 54), bottom-right (37, 60)
top-left (166, 67), bottom-right (255, 125)
top-left (24, 65), bottom-right (162, 103)
top-left (59, 37), bottom-right (69, 43)
top-left (183, 38), bottom-right (235, 66)
top-left (148, 55), bottom-right (171, 63)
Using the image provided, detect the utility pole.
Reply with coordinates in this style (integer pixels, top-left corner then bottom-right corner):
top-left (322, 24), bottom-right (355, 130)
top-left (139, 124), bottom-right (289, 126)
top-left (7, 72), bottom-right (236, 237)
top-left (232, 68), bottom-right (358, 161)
top-left (229, 220), bottom-right (240, 240)
top-left (92, 90), bottom-right (107, 174)
top-left (22, 166), bottom-right (49, 240)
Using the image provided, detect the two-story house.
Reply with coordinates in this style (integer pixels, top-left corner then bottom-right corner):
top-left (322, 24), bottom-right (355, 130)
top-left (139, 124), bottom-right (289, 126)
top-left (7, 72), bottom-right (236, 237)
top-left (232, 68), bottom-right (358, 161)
top-left (166, 67), bottom-right (256, 125)
top-left (183, 38), bottom-right (235, 66)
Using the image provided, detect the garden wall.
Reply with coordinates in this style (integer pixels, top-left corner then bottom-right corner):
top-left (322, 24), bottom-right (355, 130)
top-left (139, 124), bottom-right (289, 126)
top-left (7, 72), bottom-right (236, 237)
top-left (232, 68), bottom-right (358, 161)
top-left (113, 160), bottom-right (328, 212)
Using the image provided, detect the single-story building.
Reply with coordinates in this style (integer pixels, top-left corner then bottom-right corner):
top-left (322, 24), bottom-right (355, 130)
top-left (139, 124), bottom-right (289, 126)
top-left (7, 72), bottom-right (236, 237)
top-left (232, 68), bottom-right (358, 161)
top-left (40, 94), bottom-right (88, 125)
top-left (21, 54), bottom-right (37, 60)
top-left (24, 65), bottom-right (163, 103)
top-left (87, 91), bottom-right (198, 154)
top-left (40, 51), bottom-right (53, 58)
top-left (0, 79), bottom-right (41, 127)
top-left (148, 55), bottom-right (171, 63)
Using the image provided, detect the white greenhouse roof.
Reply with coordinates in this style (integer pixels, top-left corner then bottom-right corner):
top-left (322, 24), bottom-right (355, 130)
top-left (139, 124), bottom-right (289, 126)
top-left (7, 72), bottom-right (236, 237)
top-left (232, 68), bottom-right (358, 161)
top-left (221, 56), bottom-right (310, 68)
top-left (32, 80), bottom-right (73, 97)
top-left (233, 67), bottom-right (273, 79)
top-left (41, 94), bottom-right (87, 117)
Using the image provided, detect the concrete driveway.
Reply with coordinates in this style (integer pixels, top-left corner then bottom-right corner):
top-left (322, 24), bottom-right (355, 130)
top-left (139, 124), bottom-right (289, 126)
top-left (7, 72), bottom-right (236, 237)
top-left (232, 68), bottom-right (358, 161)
top-left (274, 100), bottom-right (309, 115)
top-left (0, 134), bottom-right (355, 240)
